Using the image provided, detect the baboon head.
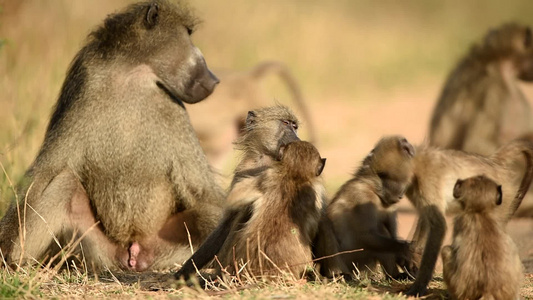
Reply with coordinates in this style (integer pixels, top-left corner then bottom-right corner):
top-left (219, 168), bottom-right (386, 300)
top-left (366, 135), bottom-right (415, 207)
top-left (481, 23), bottom-right (533, 81)
top-left (453, 175), bottom-right (503, 213)
top-left (236, 105), bottom-right (300, 158)
top-left (278, 141), bottom-right (326, 178)
top-left (92, 0), bottom-right (218, 103)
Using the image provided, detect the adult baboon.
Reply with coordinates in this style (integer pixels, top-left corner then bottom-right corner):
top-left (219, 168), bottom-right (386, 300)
top-left (429, 23), bottom-right (533, 155)
top-left (0, 0), bottom-right (225, 271)
top-left (187, 61), bottom-right (317, 167)
top-left (175, 141), bottom-right (327, 279)
top-left (442, 175), bottom-right (522, 300)
top-left (405, 139), bottom-right (533, 296)
top-left (328, 135), bottom-right (414, 279)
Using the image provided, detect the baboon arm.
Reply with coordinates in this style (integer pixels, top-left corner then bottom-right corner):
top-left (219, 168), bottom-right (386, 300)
top-left (174, 209), bottom-right (238, 280)
top-left (406, 205), bottom-right (447, 297)
top-left (384, 211), bottom-right (399, 240)
top-left (354, 205), bottom-right (407, 252)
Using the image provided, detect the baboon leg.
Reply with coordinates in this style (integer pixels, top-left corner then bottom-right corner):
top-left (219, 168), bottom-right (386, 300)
top-left (406, 205), bottom-right (447, 296)
top-left (0, 170), bottom-right (118, 270)
top-left (440, 245), bottom-right (452, 276)
top-left (174, 209), bottom-right (239, 280)
top-left (2, 170), bottom-right (78, 266)
top-left (313, 214), bottom-right (350, 277)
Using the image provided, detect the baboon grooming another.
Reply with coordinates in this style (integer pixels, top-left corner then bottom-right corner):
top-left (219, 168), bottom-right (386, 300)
top-left (328, 136), bottom-right (414, 279)
top-left (188, 61), bottom-right (317, 167)
top-left (442, 175), bottom-right (522, 300)
top-left (429, 23), bottom-right (533, 156)
top-left (0, 0), bottom-right (225, 271)
top-left (175, 141), bottom-right (327, 279)
top-left (405, 139), bottom-right (533, 296)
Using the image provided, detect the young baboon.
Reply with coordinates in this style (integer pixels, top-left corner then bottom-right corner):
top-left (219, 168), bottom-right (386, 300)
top-left (405, 139), bottom-right (533, 296)
top-left (187, 61), bottom-right (316, 167)
top-left (175, 141), bottom-right (327, 279)
top-left (328, 135), bottom-right (414, 279)
top-left (0, 0), bottom-right (224, 272)
top-left (429, 23), bottom-right (533, 156)
top-left (442, 175), bottom-right (522, 300)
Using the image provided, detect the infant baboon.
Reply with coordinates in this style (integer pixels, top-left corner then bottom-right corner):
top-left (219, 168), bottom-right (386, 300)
top-left (442, 175), bottom-right (522, 300)
top-left (405, 139), bottom-right (533, 296)
top-left (0, 0), bottom-right (224, 271)
top-left (328, 135), bottom-right (414, 279)
top-left (187, 61), bottom-right (316, 167)
top-left (175, 141), bottom-right (327, 279)
top-left (430, 23), bottom-right (533, 155)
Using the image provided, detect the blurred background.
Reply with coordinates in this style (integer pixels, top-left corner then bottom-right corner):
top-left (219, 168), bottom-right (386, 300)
top-left (2, 0), bottom-right (533, 215)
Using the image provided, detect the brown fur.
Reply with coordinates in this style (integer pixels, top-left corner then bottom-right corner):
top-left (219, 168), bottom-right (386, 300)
top-left (442, 175), bottom-right (522, 300)
top-left (0, 0), bottom-right (224, 271)
top-left (175, 141), bottom-right (327, 279)
top-left (174, 105), bottom-right (305, 279)
top-left (217, 141), bottom-right (326, 276)
top-left (430, 23), bottom-right (533, 155)
top-left (328, 135), bottom-right (415, 279)
top-left (429, 23), bottom-right (533, 218)
top-left (405, 139), bottom-right (533, 296)
top-left (187, 61), bottom-right (317, 168)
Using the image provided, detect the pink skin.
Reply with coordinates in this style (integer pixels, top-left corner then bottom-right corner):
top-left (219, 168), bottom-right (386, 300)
top-left (128, 242), bottom-right (141, 268)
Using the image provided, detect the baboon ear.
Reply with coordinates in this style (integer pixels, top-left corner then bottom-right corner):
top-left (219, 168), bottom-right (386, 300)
top-left (145, 2), bottom-right (159, 29)
top-left (496, 185), bottom-right (503, 205)
top-left (245, 111), bottom-right (257, 128)
top-left (277, 145), bottom-right (286, 161)
top-left (399, 137), bottom-right (415, 157)
top-left (525, 27), bottom-right (532, 48)
top-left (317, 158), bottom-right (326, 176)
top-left (453, 179), bottom-right (463, 199)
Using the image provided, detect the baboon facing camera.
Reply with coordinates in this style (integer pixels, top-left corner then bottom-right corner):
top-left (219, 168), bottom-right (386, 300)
top-left (0, 0), bottom-right (224, 271)
top-left (442, 175), bottom-right (523, 300)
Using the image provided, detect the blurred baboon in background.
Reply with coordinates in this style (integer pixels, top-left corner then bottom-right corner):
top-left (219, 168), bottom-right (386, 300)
top-left (442, 175), bottom-right (522, 300)
top-left (328, 135), bottom-right (414, 279)
top-left (0, 0), bottom-right (225, 271)
top-left (187, 61), bottom-right (317, 168)
top-left (429, 23), bottom-right (533, 217)
top-left (430, 23), bottom-right (533, 155)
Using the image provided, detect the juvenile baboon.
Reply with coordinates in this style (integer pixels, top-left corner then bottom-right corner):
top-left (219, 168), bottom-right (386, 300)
top-left (441, 175), bottom-right (523, 300)
top-left (175, 141), bottom-right (327, 279)
top-left (328, 135), bottom-right (414, 279)
top-left (429, 23), bottom-right (533, 155)
top-left (0, 0), bottom-right (226, 271)
top-left (405, 139), bottom-right (533, 296)
top-left (187, 61), bottom-right (317, 167)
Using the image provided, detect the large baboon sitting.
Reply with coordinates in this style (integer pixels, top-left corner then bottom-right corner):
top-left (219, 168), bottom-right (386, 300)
top-left (0, 0), bottom-right (224, 272)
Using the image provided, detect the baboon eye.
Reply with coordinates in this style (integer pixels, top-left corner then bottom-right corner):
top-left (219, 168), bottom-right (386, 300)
top-left (282, 120), bottom-right (290, 126)
top-left (292, 123), bottom-right (298, 130)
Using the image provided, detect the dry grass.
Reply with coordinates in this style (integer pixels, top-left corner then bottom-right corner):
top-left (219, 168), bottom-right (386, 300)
top-left (2, 0), bottom-right (533, 298)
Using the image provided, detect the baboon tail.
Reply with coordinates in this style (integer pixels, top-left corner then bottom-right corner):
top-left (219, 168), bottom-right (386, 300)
top-left (496, 138), bottom-right (533, 216)
top-left (249, 61), bottom-right (317, 144)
